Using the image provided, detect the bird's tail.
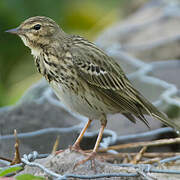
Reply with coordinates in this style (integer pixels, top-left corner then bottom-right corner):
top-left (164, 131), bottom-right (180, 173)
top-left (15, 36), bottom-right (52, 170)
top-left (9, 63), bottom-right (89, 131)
top-left (151, 111), bottom-right (180, 134)
top-left (138, 94), bottom-right (180, 134)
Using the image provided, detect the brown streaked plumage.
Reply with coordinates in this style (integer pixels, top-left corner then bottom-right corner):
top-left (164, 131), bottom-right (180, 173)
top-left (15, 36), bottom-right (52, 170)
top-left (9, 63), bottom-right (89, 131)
top-left (6, 16), bottom-right (180, 166)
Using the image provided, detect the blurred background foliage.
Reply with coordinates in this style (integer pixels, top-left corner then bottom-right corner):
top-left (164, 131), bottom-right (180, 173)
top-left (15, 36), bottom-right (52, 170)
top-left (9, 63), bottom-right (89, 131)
top-left (0, 0), bottom-right (146, 106)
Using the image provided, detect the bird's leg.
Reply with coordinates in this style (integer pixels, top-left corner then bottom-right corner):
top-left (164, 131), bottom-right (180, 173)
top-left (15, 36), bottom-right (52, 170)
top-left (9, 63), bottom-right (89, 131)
top-left (71, 119), bottom-right (92, 152)
top-left (74, 117), bottom-right (107, 169)
top-left (56, 119), bottom-right (92, 155)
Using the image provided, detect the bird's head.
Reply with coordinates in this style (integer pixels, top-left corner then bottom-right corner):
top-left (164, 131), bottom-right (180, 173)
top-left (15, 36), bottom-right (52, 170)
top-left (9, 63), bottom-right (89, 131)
top-left (6, 16), bottom-right (64, 50)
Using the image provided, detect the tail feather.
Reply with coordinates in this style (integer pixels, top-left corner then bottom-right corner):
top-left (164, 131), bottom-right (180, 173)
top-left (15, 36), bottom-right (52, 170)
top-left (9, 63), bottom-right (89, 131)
top-left (137, 114), bottom-right (150, 129)
top-left (152, 112), bottom-right (180, 134)
top-left (122, 113), bottom-right (136, 123)
top-left (136, 93), bottom-right (180, 133)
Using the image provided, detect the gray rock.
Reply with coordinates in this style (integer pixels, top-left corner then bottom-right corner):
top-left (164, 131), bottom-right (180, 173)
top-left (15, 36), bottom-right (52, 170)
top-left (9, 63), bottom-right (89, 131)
top-left (19, 149), bottom-right (142, 180)
top-left (0, 80), bottom-right (82, 159)
top-left (19, 149), bottom-right (180, 180)
top-left (96, 0), bottom-right (180, 61)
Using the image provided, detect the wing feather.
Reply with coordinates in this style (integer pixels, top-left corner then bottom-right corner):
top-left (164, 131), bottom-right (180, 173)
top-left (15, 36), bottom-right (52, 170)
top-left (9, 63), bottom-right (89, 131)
top-left (70, 38), bottom-right (180, 131)
top-left (70, 42), bottom-right (146, 116)
top-left (71, 43), bottom-right (127, 91)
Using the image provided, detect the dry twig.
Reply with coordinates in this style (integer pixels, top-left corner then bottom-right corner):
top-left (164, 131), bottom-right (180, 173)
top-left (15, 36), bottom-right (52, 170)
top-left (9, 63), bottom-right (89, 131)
top-left (0, 156), bottom-right (12, 163)
top-left (130, 146), bottom-right (147, 164)
top-left (52, 135), bottom-right (60, 154)
top-left (98, 137), bottom-right (180, 152)
top-left (139, 157), bottom-right (161, 164)
top-left (11, 130), bottom-right (21, 165)
top-left (102, 152), bottom-right (180, 159)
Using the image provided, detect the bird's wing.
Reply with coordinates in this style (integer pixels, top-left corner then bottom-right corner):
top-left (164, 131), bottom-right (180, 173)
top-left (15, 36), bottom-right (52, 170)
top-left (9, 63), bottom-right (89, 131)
top-left (70, 38), bottom-right (180, 132)
top-left (70, 39), bottom-right (150, 124)
top-left (70, 37), bottom-right (143, 104)
top-left (70, 39), bottom-right (128, 91)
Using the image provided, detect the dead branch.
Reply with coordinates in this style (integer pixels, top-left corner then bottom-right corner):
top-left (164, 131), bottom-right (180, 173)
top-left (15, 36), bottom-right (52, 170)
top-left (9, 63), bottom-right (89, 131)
top-left (98, 137), bottom-right (180, 152)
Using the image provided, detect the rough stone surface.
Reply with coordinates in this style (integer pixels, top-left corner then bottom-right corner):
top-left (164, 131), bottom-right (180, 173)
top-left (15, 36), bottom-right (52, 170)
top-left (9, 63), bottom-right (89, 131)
top-left (19, 149), bottom-right (142, 180)
top-left (18, 149), bottom-right (180, 180)
top-left (0, 99), bottom-right (81, 159)
top-left (96, 0), bottom-right (180, 62)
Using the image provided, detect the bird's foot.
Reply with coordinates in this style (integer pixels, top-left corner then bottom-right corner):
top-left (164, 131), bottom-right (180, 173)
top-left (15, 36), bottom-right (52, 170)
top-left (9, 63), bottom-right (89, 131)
top-left (55, 149), bottom-right (64, 155)
top-left (73, 151), bottom-right (97, 170)
top-left (69, 143), bottom-right (87, 154)
top-left (70, 143), bottom-right (80, 152)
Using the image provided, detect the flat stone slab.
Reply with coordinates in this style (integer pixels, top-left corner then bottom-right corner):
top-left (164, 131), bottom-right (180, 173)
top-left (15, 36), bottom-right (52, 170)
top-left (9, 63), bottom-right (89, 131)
top-left (19, 149), bottom-right (141, 180)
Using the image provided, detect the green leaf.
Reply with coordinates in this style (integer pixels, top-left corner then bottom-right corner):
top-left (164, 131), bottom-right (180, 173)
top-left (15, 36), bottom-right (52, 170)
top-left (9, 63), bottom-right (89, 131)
top-left (16, 174), bottom-right (45, 180)
top-left (0, 166), bottom-right (23, 177)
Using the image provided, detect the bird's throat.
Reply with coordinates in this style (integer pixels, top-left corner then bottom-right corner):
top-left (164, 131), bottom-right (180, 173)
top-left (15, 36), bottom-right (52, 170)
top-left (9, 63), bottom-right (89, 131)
top-left (31, 48), bottom-right (42, 57)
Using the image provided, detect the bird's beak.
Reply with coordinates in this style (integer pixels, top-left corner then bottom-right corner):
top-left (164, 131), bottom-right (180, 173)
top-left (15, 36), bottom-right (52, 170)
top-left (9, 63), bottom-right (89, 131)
top-left (5, 27), bottom-right (20, 35)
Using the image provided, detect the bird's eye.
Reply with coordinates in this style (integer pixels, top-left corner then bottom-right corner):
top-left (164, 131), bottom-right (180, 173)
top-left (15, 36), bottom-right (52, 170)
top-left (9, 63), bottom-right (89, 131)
top-left (33, 24), bottom-right (41, 30)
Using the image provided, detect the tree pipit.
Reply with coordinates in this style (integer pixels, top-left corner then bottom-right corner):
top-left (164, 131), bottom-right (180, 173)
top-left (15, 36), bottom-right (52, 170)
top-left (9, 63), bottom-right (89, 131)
top-left (6, 16), bottom-right (180, 168)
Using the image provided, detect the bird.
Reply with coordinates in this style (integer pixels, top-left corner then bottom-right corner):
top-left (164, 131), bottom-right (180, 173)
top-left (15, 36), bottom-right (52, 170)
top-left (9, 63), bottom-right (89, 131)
top-left (6, 16), bottom-right (180, 166)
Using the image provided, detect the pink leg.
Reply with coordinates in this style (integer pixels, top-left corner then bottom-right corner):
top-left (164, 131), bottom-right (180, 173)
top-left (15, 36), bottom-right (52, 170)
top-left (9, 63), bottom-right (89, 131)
top-left (72, 119), bottom-right (92, 151)
top-left (74, 117), bottom-right (107, 169)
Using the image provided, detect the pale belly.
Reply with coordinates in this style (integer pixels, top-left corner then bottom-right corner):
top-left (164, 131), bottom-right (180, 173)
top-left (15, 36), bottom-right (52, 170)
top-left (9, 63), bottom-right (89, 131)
top-left (50, 81), bottom-right (117, 120)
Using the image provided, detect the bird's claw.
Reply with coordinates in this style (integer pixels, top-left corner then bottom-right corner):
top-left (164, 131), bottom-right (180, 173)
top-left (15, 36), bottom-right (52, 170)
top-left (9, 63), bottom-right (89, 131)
top-left (55, 149), bottom-right (64, 155)
top-left (73, 151), bottom-right (96, 171)
top-left (69, 144), bottom-right (88, 155)
top-left (69, 143), bottom-right (81, 151)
